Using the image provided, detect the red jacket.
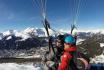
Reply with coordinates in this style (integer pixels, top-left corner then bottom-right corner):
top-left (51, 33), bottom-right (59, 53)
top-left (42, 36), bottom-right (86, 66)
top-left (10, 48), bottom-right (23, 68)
top-left (58, 46), bottom-right (77, 70)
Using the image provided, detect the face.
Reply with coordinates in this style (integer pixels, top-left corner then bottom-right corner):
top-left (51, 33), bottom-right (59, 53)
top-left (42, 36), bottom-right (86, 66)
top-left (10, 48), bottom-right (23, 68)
top-left (64, 43), bottom-right (71, 50)
top-left (56, 39), bottom-right (62, 48)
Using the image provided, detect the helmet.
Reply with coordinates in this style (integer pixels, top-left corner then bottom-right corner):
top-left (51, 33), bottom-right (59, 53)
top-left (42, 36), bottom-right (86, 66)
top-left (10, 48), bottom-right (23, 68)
top-left (65, 35), bottom-right (75, 44)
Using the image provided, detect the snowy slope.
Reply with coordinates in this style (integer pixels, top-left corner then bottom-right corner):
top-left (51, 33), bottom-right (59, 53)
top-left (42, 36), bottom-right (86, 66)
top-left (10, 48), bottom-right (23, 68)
top-left (100, 43), bottom-right (104, 48)
top-left (0, 63), bottom-right (46, 70)
top-left (90, 42), bottom-right (104, 64)
top-left (90, 52), bottom-right (104, 64)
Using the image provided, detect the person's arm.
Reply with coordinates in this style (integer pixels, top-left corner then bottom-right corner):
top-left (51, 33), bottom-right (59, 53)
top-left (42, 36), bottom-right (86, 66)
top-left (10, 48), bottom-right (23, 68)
top-left (58, 53), bottom-right (72, 70)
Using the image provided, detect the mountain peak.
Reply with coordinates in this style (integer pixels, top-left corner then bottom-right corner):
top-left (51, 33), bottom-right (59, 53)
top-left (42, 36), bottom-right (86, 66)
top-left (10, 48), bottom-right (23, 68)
top-left (3, 30), bottom-right (17, 36)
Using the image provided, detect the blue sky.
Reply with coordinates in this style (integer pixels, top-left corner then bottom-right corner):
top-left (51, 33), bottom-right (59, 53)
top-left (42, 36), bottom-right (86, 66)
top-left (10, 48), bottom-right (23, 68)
top-left (0, 0), bottom-right (104, 32)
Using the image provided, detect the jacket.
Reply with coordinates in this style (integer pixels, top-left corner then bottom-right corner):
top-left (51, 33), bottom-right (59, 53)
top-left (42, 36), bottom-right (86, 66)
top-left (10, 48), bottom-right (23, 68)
top-left (58, 46), bottom-right (77, 70)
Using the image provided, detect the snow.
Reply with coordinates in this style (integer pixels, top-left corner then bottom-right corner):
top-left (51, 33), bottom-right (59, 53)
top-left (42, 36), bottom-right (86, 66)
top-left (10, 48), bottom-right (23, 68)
top-left (2, 28), bottom-right (45, 41)
top-left (76, 39), bottom-right (85, 45)
top-left (3, 30), bottom-right (17, 36)
top-left (100, 43), bottom-right (104, 48)
top-left (78, 29), bottom-right (104, 34)
top-left (24, 28), bottom-right (36, 33)
top-left (55, 29), bottom-right (104, 34)
top-left (36, 28), bottom-right (45, 37)
top-left (58, 29), bottom-right (69, 34)
top-left (19, 27), bottom-right (37, 40)
top-left (2, 29), bottom-right (30, 41)
top-left (41, 28), bottom-right (57, 37)
top-left (6, 36), bottom-right (12, 40)
top-left (16, 32), bottom-right (30, 41)
top-left (17, 54), bottom-right (41, 58)
top-left (90, 51), bottom-right (104, 64)
top-left (2, 27), bottom-right (44, 41)
top-left (25, 55), bottom-right (41, 58)
top-left (1, 28), bottom-right (104, 40)
top-left (0, 63), bottom-right (44, 70)
top-left (1, 28), bottom-right (104, 42)
top-left (90, 43), bottom-right (104, 64)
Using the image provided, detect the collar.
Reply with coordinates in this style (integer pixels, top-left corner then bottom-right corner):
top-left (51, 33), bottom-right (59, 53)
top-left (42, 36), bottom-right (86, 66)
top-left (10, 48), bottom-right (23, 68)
top-left (64, 45), bottom-right (77, 52)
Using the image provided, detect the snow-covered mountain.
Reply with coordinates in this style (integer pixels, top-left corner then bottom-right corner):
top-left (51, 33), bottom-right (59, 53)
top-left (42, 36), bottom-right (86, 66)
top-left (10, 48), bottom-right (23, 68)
top-left (2, 28), bottom-right (45, 40)
top-left (0, 28), bottom-right (47, 51)
top-left (0, 27), bottom-right (59, 39)
top-left (0, 28), bottom-right (104, 49)
top-left (1, 28), bottom-right (104, 40)
top-left (0, 28), bottom-right (104, 63)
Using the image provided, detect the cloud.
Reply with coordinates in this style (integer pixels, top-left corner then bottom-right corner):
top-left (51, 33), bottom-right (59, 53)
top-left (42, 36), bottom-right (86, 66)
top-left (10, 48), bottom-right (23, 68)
top-left (54, 28), bottom-right (104, 34)
top-left (78, 29), bottom-right (104, 34)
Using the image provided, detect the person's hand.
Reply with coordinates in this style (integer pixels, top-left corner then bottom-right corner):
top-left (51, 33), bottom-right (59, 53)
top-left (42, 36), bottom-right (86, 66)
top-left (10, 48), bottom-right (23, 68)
top-left (46, 61), bottom-right (55, 67)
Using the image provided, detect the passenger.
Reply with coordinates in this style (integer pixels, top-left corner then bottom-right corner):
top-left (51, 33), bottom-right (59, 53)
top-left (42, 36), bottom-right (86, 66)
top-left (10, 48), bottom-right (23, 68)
top-left (58, 35), bottom-right (77, 70)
